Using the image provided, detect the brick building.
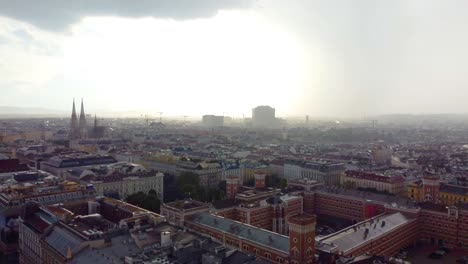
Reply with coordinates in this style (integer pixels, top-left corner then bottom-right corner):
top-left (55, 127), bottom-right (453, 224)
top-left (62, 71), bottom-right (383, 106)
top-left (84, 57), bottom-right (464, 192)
top-left (18, 197), bottom-right (164, 264)
top-left (185, 212), bottom-right (316, 264)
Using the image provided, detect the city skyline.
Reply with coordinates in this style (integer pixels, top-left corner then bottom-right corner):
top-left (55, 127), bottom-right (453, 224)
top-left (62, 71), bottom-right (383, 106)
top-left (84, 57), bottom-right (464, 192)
top-left (1, 0), bottom-right (468, 117)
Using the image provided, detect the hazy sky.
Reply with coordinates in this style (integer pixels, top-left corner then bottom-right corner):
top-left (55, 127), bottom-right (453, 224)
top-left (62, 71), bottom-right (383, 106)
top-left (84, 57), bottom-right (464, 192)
top-left (1, 0), bottom-right (468, 118)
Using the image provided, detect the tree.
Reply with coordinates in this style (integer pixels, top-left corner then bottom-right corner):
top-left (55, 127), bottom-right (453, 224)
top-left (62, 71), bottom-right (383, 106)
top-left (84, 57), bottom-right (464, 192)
top-left (244, 178), bottom-right (255, 187)
top-left (176, 172), bottom-right (200, 187)
top-left (125, 190), bottom-right (162, 213)
top-left (279, 179), bottom-right (288, 189)
top-left (218, 180), bottom-right (227, 192)
top-left (266, 174), bottom-right (281, 188)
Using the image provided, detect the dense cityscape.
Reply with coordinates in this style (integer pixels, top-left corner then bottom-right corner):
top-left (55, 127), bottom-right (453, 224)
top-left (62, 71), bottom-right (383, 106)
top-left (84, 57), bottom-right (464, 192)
top-left (2, 1), bottom-right (468, 263)
top-left (0, 101), bottom-right (467, 263)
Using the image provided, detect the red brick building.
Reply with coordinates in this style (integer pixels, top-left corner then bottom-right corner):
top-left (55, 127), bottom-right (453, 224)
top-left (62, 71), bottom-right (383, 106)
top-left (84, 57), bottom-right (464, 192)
top-left (185, 212), bottom-right (316, 264)
top-left (289, 214), bottom-right (316, 264)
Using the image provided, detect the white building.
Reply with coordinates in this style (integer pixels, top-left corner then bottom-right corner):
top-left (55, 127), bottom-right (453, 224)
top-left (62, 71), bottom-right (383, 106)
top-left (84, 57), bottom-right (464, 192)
top-left (85, 171), bottom-right (164, 200)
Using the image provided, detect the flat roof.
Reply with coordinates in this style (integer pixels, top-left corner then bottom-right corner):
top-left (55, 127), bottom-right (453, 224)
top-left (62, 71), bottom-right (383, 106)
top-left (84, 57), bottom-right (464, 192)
top-left (318, 212), bottom-right (415, 254)
top-left (164, 199), bottom-right (209, 211)
top-left (316, 186), bottom-right (419, 209)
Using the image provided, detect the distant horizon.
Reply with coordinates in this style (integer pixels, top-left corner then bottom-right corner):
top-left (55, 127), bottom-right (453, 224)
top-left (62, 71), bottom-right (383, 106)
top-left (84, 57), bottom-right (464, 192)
top-left (3, 104), bottom-right (468, 120)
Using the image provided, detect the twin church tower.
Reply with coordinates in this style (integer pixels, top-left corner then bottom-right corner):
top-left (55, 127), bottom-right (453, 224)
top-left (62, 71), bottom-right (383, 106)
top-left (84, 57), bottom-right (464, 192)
top-left (69, 98), bottom-right (87, 140)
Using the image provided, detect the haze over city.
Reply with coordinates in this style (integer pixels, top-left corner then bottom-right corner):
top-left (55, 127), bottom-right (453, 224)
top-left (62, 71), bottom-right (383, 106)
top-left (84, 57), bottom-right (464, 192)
top-left (1, 0), bottom-right (468, 117)
top-left (5, 2), bottom-right (468, 264)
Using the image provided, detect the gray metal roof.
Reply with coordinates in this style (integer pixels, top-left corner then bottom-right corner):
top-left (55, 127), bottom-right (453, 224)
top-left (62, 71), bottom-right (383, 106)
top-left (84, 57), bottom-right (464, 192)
top-left (191, 212), bottom-right (289, 253)
top-left (45, 226), bottom-right (84, 257)
top-left (70, 234), bottom-right (141, 264)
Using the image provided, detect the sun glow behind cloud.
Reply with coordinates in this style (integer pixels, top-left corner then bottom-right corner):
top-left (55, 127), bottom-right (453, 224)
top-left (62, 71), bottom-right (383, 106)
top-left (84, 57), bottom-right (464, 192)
top-left (62, 10), bottom-right (308, 117)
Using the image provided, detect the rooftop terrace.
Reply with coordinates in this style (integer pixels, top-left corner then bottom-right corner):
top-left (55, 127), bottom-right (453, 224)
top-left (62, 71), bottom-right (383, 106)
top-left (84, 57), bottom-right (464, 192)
top-left (317, 212), bottom-right (415, 254)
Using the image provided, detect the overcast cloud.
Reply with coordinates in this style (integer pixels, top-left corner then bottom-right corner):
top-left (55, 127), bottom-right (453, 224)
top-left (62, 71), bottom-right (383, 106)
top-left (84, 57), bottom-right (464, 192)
top-left (1, 0), bottom-right (468, 117)
top-left (0, 0), bottom-right (253, 31)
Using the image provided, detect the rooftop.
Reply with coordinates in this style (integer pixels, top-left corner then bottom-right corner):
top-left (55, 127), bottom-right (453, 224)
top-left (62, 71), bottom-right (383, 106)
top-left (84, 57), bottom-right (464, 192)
top-left (440, 184), bottom-right (468, 196)
top-left (189, 212), bottom-right (289, 253)
top-left (45, 225), bottom-right (85, 258)
top-left (163, 199), bottom-right (210, 211)
top-left (316, 186), bottom-right (419, 209)
top-left (317, 212), bottom-right (415, 254)
top-left (43, 154), bottom-right (117, 168)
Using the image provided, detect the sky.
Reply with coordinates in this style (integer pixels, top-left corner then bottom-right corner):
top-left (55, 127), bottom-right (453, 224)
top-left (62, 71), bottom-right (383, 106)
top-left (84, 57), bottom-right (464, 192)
top-left (0, 0), bottom-right (468, 118)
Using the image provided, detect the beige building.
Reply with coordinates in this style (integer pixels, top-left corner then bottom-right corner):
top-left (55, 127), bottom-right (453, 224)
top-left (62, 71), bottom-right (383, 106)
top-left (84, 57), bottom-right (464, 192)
top-left (82, 171), bottom-right (164, 200)
top-left (342, 170), bottom-right (405, 195)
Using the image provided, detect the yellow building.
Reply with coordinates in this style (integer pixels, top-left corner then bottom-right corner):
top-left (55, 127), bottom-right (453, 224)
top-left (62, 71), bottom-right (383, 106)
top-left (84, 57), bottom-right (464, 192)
top-left (407, 179), bottom-right (468, 206)
top-left (407, 180), bottom-right (424, 201)
top-left (439, 184), bottom-right (468, 205)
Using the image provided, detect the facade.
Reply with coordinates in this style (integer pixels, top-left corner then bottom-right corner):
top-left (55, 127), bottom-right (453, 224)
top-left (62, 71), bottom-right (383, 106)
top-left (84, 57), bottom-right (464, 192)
top-left (252, 105), bottom-right (276, 128)
top-left (226, 175), bottom-right (240, 200)
top-left (283, 159), bottom-right (345, 185)
top-left (185, 212), bottom-right (291, 264)
top-left (342, 170), bottom-right (405, 195)
top-left (82, 171), bottom-right (164, 200)
top-left (202, 115), bottom-right (224, 127)
top-left (288, 214), bottom-right (316, 264)
top-left (408, 176), bottom-right (468, 206)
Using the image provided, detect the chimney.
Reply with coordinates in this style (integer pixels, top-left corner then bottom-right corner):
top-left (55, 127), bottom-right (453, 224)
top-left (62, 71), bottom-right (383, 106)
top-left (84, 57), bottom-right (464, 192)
top-left (66, 246), bottom-right (73, 260)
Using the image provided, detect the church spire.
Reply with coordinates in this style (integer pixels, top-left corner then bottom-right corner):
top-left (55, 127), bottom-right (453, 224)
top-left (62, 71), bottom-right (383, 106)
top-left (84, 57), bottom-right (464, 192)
top-left (78, 98), bottom-right (87, 138)
top-left (94, 113), bottom-right (98, 128)
top-left (69, 98), bottom-right (79, 140)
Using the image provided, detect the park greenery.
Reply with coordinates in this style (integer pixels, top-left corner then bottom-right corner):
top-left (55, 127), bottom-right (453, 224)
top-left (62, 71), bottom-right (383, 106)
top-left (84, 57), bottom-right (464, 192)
top-left (125, 189), bottom-right (161, 213)
top-left (245, 174), bottom-right (287, 189)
